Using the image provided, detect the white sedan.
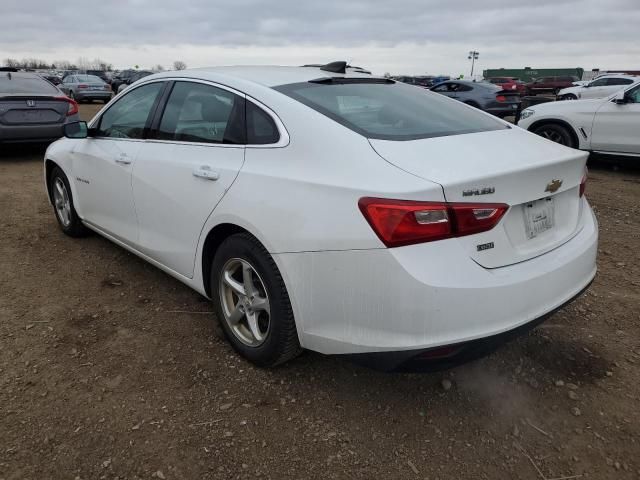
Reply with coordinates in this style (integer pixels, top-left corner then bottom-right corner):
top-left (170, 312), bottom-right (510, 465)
top-left (518, 82), bottom-right (640, 157)
top-left (557, 75), bottom-right (637, 101)
top-left (44, 63), bottom-right (597, 371)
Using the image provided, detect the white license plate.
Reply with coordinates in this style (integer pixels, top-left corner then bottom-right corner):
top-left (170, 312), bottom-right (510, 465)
top-left (524, 197), bottom-right (555, 239)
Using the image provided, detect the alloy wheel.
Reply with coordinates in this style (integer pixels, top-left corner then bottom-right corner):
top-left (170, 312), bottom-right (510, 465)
top-left (219, 258), bottom-right (271, 347)
top-left (53, 177), bottom-right (71, 227)
top-left (538, 128), bottom-right (566, 145)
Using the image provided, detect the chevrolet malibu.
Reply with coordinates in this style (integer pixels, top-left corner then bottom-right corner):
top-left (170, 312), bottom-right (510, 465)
top-left (43, 62), bottom-right (598, 371)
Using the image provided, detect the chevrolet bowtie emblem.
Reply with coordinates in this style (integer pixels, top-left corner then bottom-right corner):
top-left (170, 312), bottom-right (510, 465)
top-left (545, 179), bottom-right (563, 193)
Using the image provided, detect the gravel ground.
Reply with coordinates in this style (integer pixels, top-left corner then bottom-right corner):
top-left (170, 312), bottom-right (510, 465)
top-left (0, 104), bottom-right (639, 480)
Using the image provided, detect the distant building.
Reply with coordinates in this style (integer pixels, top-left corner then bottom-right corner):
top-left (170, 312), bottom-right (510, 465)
top-left (483, 67), bottom-right (584, 82)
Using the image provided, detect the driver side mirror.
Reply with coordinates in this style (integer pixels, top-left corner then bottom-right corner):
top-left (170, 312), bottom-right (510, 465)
top-left (63, 121), bottom-right (89, 138)
top-left (614, 90), bottom-right (627, 105)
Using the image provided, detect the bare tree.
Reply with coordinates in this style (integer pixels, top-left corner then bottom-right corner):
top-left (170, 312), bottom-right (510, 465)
top-left (173, 60), bottom-right (187, 71)
top-left (4, 58), bottom-right (19, 68)
top-left (154, 64), bottom-right (165, 72)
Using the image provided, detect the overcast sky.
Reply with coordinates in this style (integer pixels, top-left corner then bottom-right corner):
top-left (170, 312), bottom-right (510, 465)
top-left (2, 0), bottom-right (639, 76)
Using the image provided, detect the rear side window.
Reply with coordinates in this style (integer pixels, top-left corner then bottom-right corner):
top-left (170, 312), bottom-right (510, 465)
top-left (607, 78), bottom-right (634, 86)
top-left (0, 73), bottom-right (59, 95)
top-left (246, 101), bottom-right (280, 144)
top-left (275, 80), bottom-right (507, 141)
top-left (156, 81), bottom-right (245, 144)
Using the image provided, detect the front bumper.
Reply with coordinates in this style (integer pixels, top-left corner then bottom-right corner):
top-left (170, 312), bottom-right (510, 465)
top-left (275, 200), bottom-right (598, 357)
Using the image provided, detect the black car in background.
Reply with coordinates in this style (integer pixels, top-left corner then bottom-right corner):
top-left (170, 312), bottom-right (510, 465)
top-left (430, 80), bottom-right (521, 118)
top-left (84, 70), bottom-right (111, 85)
top-left (111, 70), bottom-right (153, 93)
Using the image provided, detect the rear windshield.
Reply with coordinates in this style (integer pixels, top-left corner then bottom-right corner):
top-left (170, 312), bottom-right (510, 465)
top-left (75, 75), bottom-right (104, 83)
top-left (0, 73), bottom-right (59, 94)
top-left (274, 80), bottom-right (507, 141)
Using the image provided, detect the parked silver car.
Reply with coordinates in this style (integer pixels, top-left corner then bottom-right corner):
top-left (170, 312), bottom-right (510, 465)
top-left (60, 74), bottom-right (112, 103)
top-left (0, 71), bottom-right (80, 144)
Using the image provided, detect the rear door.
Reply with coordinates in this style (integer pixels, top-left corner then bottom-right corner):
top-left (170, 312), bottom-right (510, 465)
top-left (581, 77), bottom-right (609, 99)
top-left (131, 80), bottom-right (246, 277)
top-left (71, 81), bottom-right (165, 242)
top-left (591, 84), bottom-right (640, 154)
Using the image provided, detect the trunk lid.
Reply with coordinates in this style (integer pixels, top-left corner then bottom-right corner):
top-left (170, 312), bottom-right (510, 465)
top-left (369, 127), bottom-right (588, 268)
top-left (0, 95), bottom-right (68, 125)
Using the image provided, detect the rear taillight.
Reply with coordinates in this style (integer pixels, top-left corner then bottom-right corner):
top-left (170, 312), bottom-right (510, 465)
top-left (78, 84), bottom-right (88, 89)
top-left (496, 95), bottom-right (507, 102)
top-left (358, 198), bottom-right (509, 248)
top-left (580, 170), bottom-right (588, 197)
top-left (56, 96), bottom-right (78, 116)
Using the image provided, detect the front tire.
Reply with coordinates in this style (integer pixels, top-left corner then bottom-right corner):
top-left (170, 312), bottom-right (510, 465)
top-left (561, 94), bottom-right (578, 100)
top-left (49, 166), bottom-right (89, 237)
top-left (211, 233), bottom-right (302, 367)
top-left (532, 123), bottom-right (576, 148)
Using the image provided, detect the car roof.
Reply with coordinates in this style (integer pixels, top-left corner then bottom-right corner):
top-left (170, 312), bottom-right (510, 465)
top-left (148, 65), bottom-right (374, 88)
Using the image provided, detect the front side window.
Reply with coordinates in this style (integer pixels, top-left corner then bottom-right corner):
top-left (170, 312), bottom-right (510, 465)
top-left (156, 82), bottom-right (244, 144)
top-left (275, 80), bottom-right (507, 141)
top-left (590, 78), bottom-right (608, 87)
top-left (97, 82), bottom-right (163, 139)
top-left (625, 84), bottom-right (640, 103)
top-left (431, 82), bottom-right (451, 92)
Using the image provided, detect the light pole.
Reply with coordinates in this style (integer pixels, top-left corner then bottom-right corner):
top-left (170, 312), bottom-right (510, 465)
top-left (468, 51), bottom-right (479, 78)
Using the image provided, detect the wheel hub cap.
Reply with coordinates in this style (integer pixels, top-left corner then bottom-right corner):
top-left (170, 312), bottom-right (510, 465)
top-left (219, 258), bottom-right (271, 347)
top-left (53, 177), bottom-right (71, 227)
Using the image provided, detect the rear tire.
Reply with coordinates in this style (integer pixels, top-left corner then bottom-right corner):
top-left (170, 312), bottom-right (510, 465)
top-left (210, 233), bottom-right (302, 367)
top-left (49, 166), bottom-right (89, 237)
top-left (532, 123), bottom-right (576, 148)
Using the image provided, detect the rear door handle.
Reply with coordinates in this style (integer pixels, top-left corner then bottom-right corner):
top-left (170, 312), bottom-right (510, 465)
top-left (115, 153), bottom-right (131, 165)
top-left (192, 165), bottom-right (219, 181)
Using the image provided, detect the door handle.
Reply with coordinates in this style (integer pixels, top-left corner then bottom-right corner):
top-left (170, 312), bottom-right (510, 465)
top-left (115, 153), bottom-right (131, 165)
top-left (193, 165), bottom-right (219, 181)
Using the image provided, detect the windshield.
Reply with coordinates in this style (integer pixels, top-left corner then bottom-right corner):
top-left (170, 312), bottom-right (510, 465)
top-left (274, 80), bottom-right (507, 141)
top-left (0, 73), bottom-right (59, 94)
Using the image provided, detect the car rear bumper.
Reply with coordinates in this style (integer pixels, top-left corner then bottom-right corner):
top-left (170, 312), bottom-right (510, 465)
top-left (0, 123), bottom-right (64, 143)
top-left (274, 200), bottom-right (598, 358)
top-left (75, 91), bottom-right (111, 100)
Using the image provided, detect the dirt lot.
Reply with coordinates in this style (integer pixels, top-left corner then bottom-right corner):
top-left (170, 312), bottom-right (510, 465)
top-left (1, 104), bottom-right (639, 480)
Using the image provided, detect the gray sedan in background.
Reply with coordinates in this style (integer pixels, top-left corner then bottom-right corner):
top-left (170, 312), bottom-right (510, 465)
top-left (0, 71), bottom-right (80, 143)
top-left (430, 80), bottom-right (521, 118)
top-left (59, 74), bottom-right (112, 103)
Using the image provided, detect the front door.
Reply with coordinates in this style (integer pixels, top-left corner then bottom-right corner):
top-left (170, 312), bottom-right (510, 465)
top-left (591, 84), bottom-right (640, 154)
top-left (132, 80), bottom-right (246, 277)
top-left (72, 81), bottom-right (164, 243)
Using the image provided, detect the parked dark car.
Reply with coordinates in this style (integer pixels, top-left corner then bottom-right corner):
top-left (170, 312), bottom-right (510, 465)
top-left (112, 70), bottom-right (153, 94)
top-left (525, 76), bottom-right (578, 95)
top-left (0, 71), bottom-right (79, 144)
top-left (430, 80), bottom-right (520, 118)
top-left (40, 75), bottom-right (62, 86)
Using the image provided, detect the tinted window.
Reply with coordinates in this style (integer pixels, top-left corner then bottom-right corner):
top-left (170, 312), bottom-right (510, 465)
top-left (431, 82), bottom-right (450, 92)
top-left (97, 82), bottom-right (163, 139)
top-left (0, 73), bottom-right (59, 94)
top-left (607, 78), bottom-right (634, 86)
top-left (75, 75), bottom-right (103, 83)
top-left (157, 81), bottom-right (244, 144)
top-left (590, 78), bottom-right (608, 87)
top-left (275, 80), bottom-right (507, 141)
top-left (625, 84), bottom-right (640, 103)
top-left (246, 102), bottom-right (279, 144)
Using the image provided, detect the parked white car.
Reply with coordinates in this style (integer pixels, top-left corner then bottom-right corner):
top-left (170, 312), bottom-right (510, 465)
top-left (43, 63), bottom-right (597, 371)
top-left (557, 75), bottom-right (637, 100)
top-left (518, 82), bottom-right (640, 157)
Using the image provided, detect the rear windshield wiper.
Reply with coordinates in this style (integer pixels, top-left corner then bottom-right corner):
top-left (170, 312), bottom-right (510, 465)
top-left (308, 77), bottom-right (395, 85)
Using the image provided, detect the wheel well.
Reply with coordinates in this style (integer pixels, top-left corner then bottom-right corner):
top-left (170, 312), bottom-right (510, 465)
top-left (44, 159), bottom-right (58, 202)
top-left (528, 119), bottom-right (580, 148)
top-left (201, 223), bottom-right (251, 297)
top-left (464, 100), bottom-right (480, 108)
